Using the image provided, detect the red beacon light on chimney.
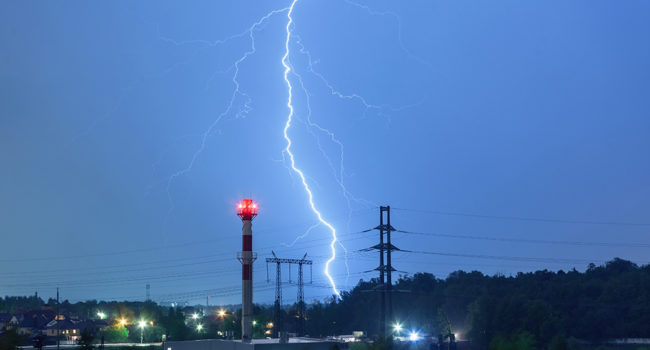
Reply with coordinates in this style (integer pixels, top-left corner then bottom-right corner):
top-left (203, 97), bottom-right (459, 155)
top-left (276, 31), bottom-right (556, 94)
top-left (237, 199), bottom-right (258, 220)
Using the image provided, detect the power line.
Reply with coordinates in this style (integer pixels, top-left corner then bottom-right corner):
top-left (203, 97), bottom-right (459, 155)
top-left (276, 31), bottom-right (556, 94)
top-left (396, 229), bottom-right (650, 248)
top-left (0, 210), bottom-right (378, 263)
top-left (393, 207), bottom-right (650, 227)
top-left (0, 250), bottom-right (368, 290)
top-left (0, 227), bottom-right (372, 264)
top-left (409, 250), bottom-right (650, 265)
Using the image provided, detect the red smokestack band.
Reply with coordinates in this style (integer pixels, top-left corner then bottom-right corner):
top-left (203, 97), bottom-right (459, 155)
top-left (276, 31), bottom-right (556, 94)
top-left (243, 235), bottom-right (252, 251)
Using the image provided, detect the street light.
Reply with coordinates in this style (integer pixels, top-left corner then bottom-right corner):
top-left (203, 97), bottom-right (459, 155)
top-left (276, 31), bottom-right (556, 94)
top-left (138, 320), bottom-right (147, 344)
top-left (97, 312), bottom-right (106, 320)
top-left (218, 309), bottom-right (226, 318)
top-left (119, 318), bottom-right (127, 326)
top-left (409, 331), bottom-right (420, 342)
top-left (393, 323), bottom-right (403, 335)
top-left (192, 313), bottom-right (199, 320)
top-left (196, 324), bottom-right (203, 332)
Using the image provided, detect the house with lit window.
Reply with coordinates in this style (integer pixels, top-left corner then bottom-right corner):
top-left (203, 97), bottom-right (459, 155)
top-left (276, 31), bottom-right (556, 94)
top-left (44, 319), bottom-right (98, 341)
top-left (44, 319), bottom-right (79, 340)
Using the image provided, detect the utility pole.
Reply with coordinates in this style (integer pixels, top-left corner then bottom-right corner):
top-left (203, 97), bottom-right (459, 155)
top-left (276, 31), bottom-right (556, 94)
top-left (379, 209), bottom-right (386, 338)
top-left (365, 206), bottom-right (399, 339)
top-left (273, 253), bottom-right (282, 338)
top-left (296, 253), bottom-right (308, 336)
top-left (56, 287), bottom-right (60, 350)
top-left (385, 206), bottom-right (394, 325)
top-left (266, 252), bottom-right (313, 337)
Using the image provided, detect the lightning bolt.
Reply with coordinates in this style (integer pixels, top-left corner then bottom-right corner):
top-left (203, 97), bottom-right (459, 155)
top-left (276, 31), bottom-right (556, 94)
top-left (281, 0), bottom-right (341, 298)
top-left (342, 0), bottom-right (431, 68)
top-left (153, 0), bottom-right (422, 297)
top-left (282, 222), bottom-right (321, 248)
top-left (281, 2), bottom-right (419, 287)
top-left (156, 7), bottom-right (289, 243)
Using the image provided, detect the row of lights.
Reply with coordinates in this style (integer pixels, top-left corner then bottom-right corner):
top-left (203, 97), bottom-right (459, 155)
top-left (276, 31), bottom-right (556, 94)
top-left (192, 309), bottom-right (228, 320)
top-left (394, 323), bottom-right (459, 342)
top-left (102, 311), bottom-right (426, 341)
top-left (98, 309), bottom-right (271, 336)
top-left (393, 323), bottom-right (420, 342)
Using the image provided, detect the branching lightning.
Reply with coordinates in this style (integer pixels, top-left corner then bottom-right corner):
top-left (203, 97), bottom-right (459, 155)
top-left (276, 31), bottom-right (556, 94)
top-left (281, 0), bottom-right (341, 298)
top-left (343, 0), bottom-right (431, 68)
top-left (282, 222), bottom-right (321, 248)
top-left (152, 0), bottom-right (423, 297)
top-left (280, 0), bottom-right (417, 290)
top-left (158, 7), bottom-right (289, 242)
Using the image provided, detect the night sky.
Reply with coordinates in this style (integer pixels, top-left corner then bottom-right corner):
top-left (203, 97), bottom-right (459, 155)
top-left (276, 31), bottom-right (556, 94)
top-left (1, 0), bottom-right (649, 305)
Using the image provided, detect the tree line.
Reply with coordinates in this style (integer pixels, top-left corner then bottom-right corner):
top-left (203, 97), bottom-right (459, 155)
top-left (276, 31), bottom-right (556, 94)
top-left (2, 258), bottom-right (649, 349)
top-left (305, 258), bottom-right (650, 349)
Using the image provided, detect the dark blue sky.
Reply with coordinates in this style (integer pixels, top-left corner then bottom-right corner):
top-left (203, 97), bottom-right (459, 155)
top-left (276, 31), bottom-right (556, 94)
top-left (1, 0), bottom-right (649, 305)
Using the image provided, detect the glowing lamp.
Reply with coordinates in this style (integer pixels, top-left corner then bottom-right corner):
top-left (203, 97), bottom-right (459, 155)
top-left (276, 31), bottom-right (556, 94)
top-left (236, 199), bottom-right (258, 220)
top-left (409, 331), bottom-right (420, 341)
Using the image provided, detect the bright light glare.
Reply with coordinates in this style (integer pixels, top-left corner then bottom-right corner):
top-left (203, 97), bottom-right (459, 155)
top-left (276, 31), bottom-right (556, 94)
top-left (393, 323), bottom-right (402, 332)
top-left (192, 313), bottom-right (199, 320)
top-left (218, 309), bottom-right (226, 317)
top-left (196, 324), bottom-right (203, 331)
top-left (119, 318), bottom-right (127, 326)
top-left (409, 331), bottom-right (420, 341)
top-left (97, 312), bottom-right (106, 319)
top-left (138, 321), bottom-right (147, 329)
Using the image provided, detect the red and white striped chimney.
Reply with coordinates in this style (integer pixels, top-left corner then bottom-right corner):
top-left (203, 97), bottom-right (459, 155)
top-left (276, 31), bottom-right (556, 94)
top-left (236, 198), bottom-right (257, 342)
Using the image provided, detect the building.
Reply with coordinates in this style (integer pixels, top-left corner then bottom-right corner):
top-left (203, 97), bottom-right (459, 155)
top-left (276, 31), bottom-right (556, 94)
top-left (43, 319), bottom-right (99, 341)
top-left (0, 313), bottom-right (13, 329)
top-left (15, 310), bottom-right (55, 335)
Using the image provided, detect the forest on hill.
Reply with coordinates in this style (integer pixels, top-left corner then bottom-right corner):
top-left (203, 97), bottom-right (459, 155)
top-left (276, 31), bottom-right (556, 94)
top-left (305, 258), bottom-right (650, 348)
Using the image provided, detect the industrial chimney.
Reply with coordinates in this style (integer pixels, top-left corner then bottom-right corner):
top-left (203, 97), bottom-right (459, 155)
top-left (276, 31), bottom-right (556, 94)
top-left (236, 199), bottom-right (257, 342)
